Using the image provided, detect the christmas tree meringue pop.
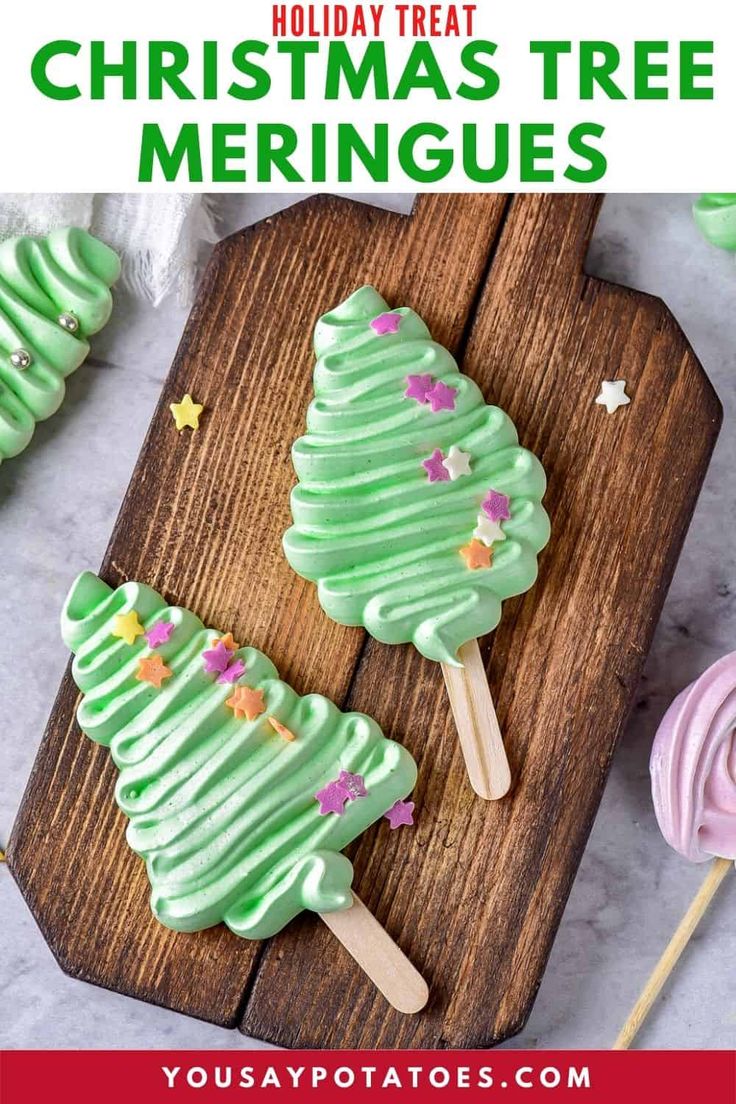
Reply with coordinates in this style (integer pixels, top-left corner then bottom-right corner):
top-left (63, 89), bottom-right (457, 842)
top-left (284, 285), bottom-right (550, 666)
top-left (0, 227), bottom-right (120, 466)
top-left (284, 286), bottom-right (550, 800)
top-left (61, 571), bottom-right (426, 1011)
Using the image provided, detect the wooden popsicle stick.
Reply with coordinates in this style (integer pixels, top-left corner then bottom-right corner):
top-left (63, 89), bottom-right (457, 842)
top-left (441, 638), bottom-right (511, 800)
top-left (319, 892), bottom-right (429, 1014)
top-left (613, 856), bottom-right (732, 1050)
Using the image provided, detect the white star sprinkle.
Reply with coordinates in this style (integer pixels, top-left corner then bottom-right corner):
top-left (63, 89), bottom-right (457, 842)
top-left (595, 379), bottom-right (630, 414)
top-left (441, 445), bottom-right (471, 481)
top-left (473, 514), bottom-right (506, 546)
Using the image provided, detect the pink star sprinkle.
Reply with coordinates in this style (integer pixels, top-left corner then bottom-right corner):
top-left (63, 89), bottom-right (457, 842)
top-left (482, 489), bottom-right (511, 522)
top-left (145, 621), bottom-right (174, 648)
top-left (426, 380), bottom-right (457, 413)
top-left (338, 771), bottom-right (368, 799)
top-left (316, 781), bottom-right (350, 816)
top-left (404, 374), bottom-right (435, 404)
top-left (384, 799), bottom-right (415, 829)
top-left (370, 312), bottom-right (402, 336)
top-left (422, 448), bottom-right (450, 483)
top-left (202, 641), bottom-right (232, 675)
top-left (217, 658), bottom-right (246, 685)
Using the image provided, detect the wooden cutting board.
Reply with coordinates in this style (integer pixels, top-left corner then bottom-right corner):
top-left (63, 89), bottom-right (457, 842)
top-left (8, 195), bottom-right (721, 1048)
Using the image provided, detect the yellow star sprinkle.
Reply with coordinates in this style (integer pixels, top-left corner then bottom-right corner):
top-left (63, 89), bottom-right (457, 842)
top-left (112, 610), bottom-right (145, 646)
top-left (170, 393), bottom-right (203, 432)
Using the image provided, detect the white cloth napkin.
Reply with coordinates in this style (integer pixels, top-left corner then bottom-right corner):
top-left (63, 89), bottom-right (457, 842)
top-left (0, 194), bottom-right (218, 306)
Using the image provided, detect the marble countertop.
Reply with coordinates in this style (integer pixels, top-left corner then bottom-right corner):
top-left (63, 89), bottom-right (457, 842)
top-left (1, 194), bottom-right (733, 1050)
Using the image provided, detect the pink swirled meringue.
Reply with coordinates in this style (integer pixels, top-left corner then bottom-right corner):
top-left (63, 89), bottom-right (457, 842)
top-left (650, 653), bottom-right (736, 864)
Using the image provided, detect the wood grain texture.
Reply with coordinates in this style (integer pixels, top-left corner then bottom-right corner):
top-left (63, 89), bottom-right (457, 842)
top-left (7, 194), bottom-right (505, 1029)
top-left (8, 194), bottom-right (720, 1047)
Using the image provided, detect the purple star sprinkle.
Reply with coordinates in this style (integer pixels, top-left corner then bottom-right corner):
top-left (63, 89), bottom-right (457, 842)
top-left (422, 448), bottom-right (450, 484)
top-left (145, 621), bottom-right (174, 648)
top-left (370, 312), bottom-right (402, 336)
top-left (384, 799), bottom-right (415, 829)
top-left (217, 658), bottom-right (246, 685)
top-left (404, 373), bottom-right (435, 404)
top-left (482, 489), bottom-right (511, 522)
top-left (338, 770), bottom-right (368, 800)
top-left (426, 380), bottom-right (457, 413)
top-left (316, 781), bottom-right (350, 816)
top-left (202, 640), bottom-right (232, 675)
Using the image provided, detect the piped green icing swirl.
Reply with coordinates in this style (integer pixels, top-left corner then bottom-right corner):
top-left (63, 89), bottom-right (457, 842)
top-left (283, 286), bottom-right (550, 665)
top-left (693, 194), bottom-right (736, 251)
top-left (61, 571), bottom-right (416, 940)
top-left (0, 227), bottom-right (120, 464)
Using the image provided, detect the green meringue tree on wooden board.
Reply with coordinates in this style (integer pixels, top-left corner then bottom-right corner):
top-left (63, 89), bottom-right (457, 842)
top-left (284, 286), bottom-right (551, 800)
top-left (0, 227), bottom-right (120, 466)
top-left (61, 570), bottom-right (427, 1014)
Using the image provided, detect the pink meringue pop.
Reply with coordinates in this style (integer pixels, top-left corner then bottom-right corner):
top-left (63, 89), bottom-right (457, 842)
top-left (614, 654), bottom-right (735, 1049)
top-left (650, 653), bottom-right (736, 864)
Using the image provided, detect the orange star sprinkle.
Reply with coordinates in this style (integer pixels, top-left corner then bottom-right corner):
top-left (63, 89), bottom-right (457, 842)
top-left (460, 539), bottom-right (493, 570)
top-left (211, 632), bottom-right (240, 652)
top-left (268, 716), bottom-right (296, 742)
top-left (226, 685), bottom-right (266, 721)
top-left (136, 654), bottom-right (173, 689)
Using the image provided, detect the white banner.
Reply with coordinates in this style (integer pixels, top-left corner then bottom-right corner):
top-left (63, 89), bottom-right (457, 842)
top-left (1, 0), bottom-right (733, 191)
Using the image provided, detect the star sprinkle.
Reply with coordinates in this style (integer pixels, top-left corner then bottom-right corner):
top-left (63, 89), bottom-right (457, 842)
top-left (370, 312), bottom-right (402, 336)
top-left (595, 379), bottom-right (630, 414)
top-left (226, 685), bottom-right (266, 721)
top-left (136, 654), bottom-right (172, 689)
top-left (473, 514), bottom-right (506, 546)
top-left (426, 380), bottom-right (457, 413)
top-left (112, 610), bottom-right (145, 646)
top-left (442, 445), bottom-right (471, 481)
top-left (217, 658), bottom-right (246, 685)
top-left (202, 641), bottom-right (232, 675)
top-left (460, 539), bottom-right (493, 570)
top-left (404, 373), bottom-right (435, 404)
top-left (482, 488), bottom-right (511, 522)
top-left (384, 799), bottom-right (415, 829)
top-left (268, 716), bottom-right (296, 742)
top-left (170, 393), bottom-right (203, 432)
top-left (338, 770), bottom-right (368, 799)
top-left (211, 632), bottom-right (240, 652)
top-left (144, 620), bottom-right (175, 648)
top-left (422, 448), bottom-right (450, 483)
top-left (316, 781), bottom-right (349, 816)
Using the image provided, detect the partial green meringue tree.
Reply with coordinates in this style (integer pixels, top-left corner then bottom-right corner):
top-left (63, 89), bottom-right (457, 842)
top-left (0, 227), bottom-right (120, 465)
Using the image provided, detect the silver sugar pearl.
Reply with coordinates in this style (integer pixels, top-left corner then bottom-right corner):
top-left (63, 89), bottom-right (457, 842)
top-left (10, 348), bottom-right (32, 370)
top-left (58, 312), bottom-right (79, 334)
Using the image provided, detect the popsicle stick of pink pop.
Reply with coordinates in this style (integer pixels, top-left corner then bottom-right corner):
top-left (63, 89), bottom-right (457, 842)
top-left (613, 654), bottom-right (736, 1049)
